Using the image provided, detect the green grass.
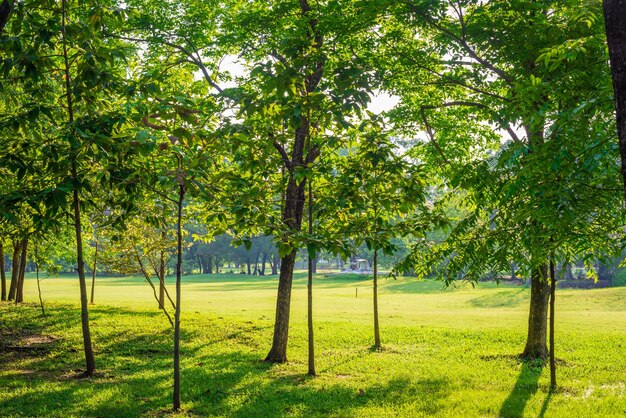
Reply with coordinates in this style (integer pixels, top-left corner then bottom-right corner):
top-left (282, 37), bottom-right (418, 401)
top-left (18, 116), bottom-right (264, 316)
top-left (1, 272), bottom-right (625, 417)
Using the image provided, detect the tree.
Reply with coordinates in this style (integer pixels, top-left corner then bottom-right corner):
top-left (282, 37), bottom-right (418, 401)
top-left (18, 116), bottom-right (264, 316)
top-left (380, 0), bottom-right (617, 360)
top-left (1, 0), bottom-right (144, 375)
top-left (603, 0), bottom-right (626, 203)
top-left (327, 122), bottom-right (431, 349)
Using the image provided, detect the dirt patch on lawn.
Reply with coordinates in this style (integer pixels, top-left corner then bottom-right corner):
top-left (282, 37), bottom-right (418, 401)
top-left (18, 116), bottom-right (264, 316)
top-left (0, 327), bottom-right (59, 359)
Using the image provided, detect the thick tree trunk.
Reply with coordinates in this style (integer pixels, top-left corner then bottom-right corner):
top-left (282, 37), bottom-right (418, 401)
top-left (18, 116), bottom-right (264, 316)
top-left (207, 256), bottom-right (213, 274)
top-left (549, 259), bottom-right (556, 388)
top-left (603, 0), bottom-right (626, 204)
top-left (14, 238), bottom-right (28, 303)
top-left (373, 249), bottom-right (381, 349)
top-left (246, 255), bottom-right (251, 275)
top-left (265, 172), bottom-right (307, 363)
top-left (522, 264), bottom-right (550, 359)
top-left (265, 249), bottom-right (297, 363)
top-left (265, 0), bottom-right (322, 363)
top-left (0, 242), bottom-right (6, 301)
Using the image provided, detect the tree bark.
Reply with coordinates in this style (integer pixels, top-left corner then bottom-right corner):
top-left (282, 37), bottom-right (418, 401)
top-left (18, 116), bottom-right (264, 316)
top-left (265, 0), bottom-right (323, 363)
top-left (159, 248), bottom-right (166, 310)
top-left (14, 237), bottom-right (28, 303)
top-left (35, 245), bottom-right (45, 317)
top-left (8, 240), bottom-right (20, 301)
top-left (252, 250), bottom-right (260, 275)
top-left (207, 256), bottom-right (213, 274)
top-left (63, 0), bottom-right (95, 376)
top-left (90, 240), bottom-right (98, 305)
top-left (522, 264), bottom-right (550, 359)
top-left (373, 249), bottom-right (381, 349)
top-left (603, 0), bottom-right (626, 204)
top-left (1, 242), bottom-right (6, 301)
top-left (307, 175), bottom-right (315, 376)
top-left (0, 0), bottom-right (13, 36)
top-left (549, 259), bottom-right (556, 388)
top-left (260, 252), bottom-right (267, 276)
top-left (270, 254), bottom-right (279, 275)
top-left (265, 249), bottom-right (298, 363)
top-left (173, 183), bottom-right (185, 411)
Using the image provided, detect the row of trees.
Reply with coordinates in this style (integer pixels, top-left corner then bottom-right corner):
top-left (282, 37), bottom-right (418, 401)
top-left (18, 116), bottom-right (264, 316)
top-left (2, 0), bottom-right (626, 410)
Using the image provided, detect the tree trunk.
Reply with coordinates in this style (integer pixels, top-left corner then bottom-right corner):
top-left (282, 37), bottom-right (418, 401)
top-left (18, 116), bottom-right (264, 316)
top-left (265, 176), bottom-right (307, 363)
top-left (173, 184), bottom-right (185, 411)
top-left (603, 0), bottom-right (626, 204)
top-left (15, 237), bottom-right (28, 303)
top-left (159, 248), bottom-right (166, 310)
top-left (0, 242), bottom-right (6, 301)
top-left (0, 0), bottom-right (14, 36)
top-left (253, 251), bottom-right (260, 275)
top-left (522, 264), bottom-right (550, 359)
top-left (373, 249), bottom-right (381, 349)
top-left (199, 257), bottom-right (204, 274)
top-left (265, 250), bottom-right (297, 363)
top-left (307, 175), bottom-right (315, 376)
top-left (62, 0), bottom-right (95, 376)
top-left (207, 256), bottom-right (213, 274)
top-left (35, 245), bottom-right (45, 316)
top-left (90, 240), bottom-right (98, 305)
top-left (271, 254), bottom-right (279, 275)
top-left (246, 255), bottom-right (251, 275)
top-left (549, 259), bottom-right (556, 388)
top-left (8, 240), bottom-right (20, 301)
top-left (260, 252), bottom-right (267, 276)
top-left (72, 175), bottom-right (96, 376)
top-left (264, 0), bottom-right (322, 364)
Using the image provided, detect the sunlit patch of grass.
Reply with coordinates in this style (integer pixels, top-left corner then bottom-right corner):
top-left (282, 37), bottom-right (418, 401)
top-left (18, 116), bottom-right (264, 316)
top-left (0, 273), bottom-right (624, 416)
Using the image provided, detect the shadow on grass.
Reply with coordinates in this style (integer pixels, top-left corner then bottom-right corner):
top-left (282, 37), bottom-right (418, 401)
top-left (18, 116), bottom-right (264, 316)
top-left (538, 387), bottom-right (555, 418)
top-left (499, 359), bottom-right (544, 418)
top-left (0, 303), bottom-right (454, 417)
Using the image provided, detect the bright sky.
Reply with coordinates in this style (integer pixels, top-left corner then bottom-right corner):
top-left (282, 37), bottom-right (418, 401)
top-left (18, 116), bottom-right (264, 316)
top-left (213, 56), bottom-right (400, 115)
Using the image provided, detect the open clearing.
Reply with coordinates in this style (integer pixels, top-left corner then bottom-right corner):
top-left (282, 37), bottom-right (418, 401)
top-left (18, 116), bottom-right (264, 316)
top-left (1, 273), bottom-right (625, 417)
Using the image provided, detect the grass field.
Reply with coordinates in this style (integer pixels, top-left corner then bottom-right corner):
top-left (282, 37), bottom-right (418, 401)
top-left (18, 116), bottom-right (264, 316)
top-left (1, 272), bottom-right (625, 417)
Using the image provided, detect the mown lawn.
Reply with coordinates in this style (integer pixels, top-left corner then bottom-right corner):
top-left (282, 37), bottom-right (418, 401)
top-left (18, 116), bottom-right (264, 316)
top-left (1, 272), bottom-right (625, 417)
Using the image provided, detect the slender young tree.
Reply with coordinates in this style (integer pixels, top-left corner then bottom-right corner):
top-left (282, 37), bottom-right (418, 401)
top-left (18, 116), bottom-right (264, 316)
top-left (0, 241), bottom-right (5, 301)
top-left (549, 258), bottom-right (557, 389)
top-left (307, 169), bottom-right (315, 376)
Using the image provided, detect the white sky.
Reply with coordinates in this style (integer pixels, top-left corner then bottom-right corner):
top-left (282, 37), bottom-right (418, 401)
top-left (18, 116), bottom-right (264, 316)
top-left (213, 56), bottom-right (400, 115)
